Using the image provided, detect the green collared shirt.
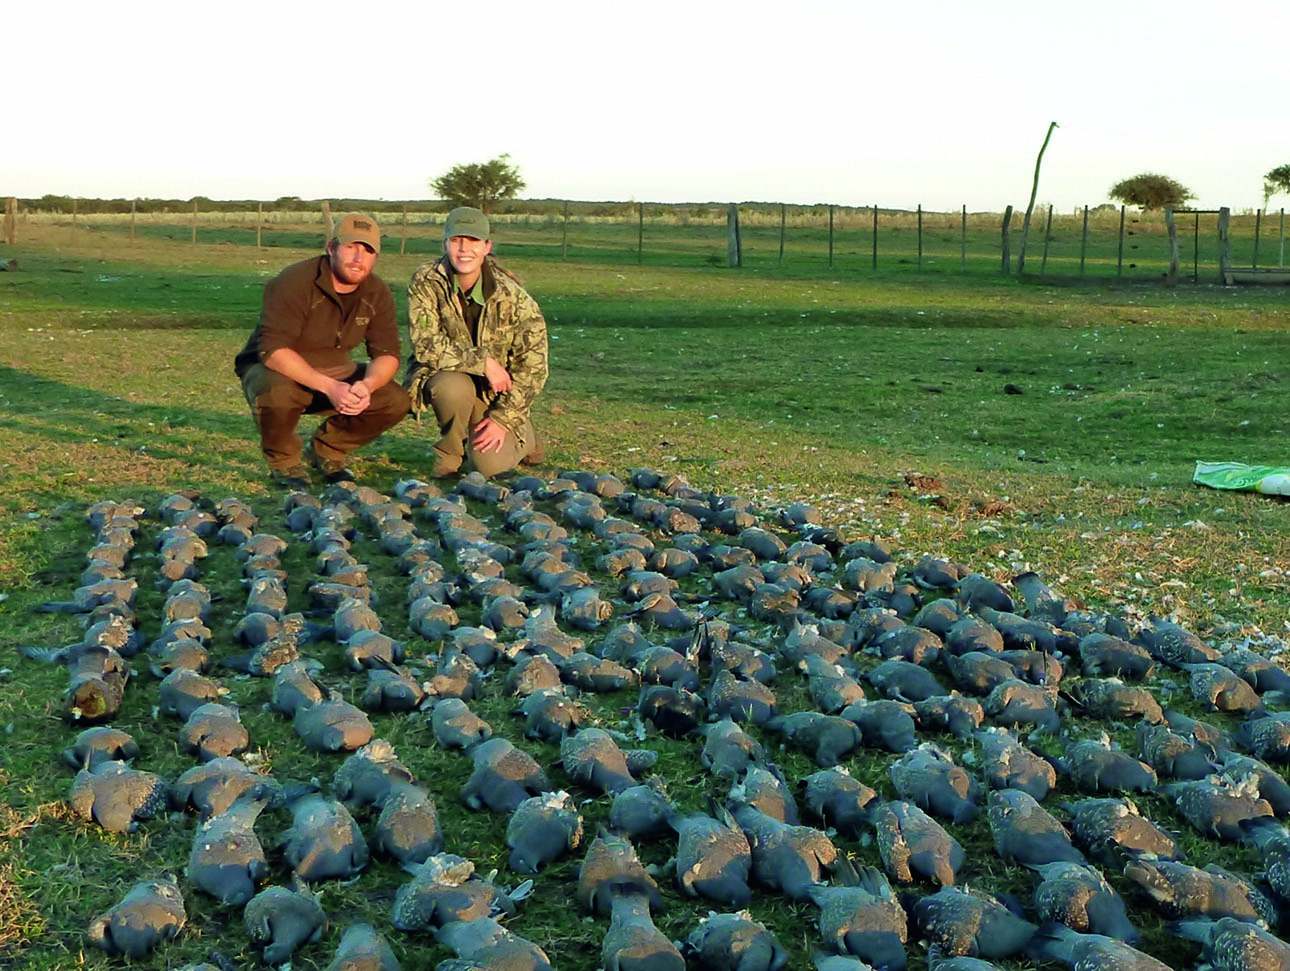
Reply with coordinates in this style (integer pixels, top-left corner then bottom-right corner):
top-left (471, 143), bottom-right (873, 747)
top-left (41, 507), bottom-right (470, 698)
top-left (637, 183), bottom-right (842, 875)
top-left (452, 269), bottom-right (487, 342)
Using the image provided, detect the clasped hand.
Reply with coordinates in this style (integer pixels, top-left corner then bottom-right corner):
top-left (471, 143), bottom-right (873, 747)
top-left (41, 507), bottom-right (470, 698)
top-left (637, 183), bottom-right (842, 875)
top-left (330, 379), bottom-right (371, 416)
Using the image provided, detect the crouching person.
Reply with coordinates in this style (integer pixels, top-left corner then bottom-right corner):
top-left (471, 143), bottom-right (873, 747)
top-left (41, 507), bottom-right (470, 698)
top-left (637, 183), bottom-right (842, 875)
top-left (234, 213), bottom-right (409, 489)
top-left (404, 206), bottom-right (548, 479)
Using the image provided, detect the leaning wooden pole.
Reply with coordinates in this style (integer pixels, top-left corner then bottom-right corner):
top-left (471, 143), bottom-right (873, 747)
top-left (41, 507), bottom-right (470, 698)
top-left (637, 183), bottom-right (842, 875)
top-left (1016, 120), bottom-right (1058, 275)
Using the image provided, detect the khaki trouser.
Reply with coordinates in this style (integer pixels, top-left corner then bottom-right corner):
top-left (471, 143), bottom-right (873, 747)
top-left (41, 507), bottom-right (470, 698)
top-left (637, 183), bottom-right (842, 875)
top-left (424, 370), bottom-right (532, 478)
top-left (241, 363), bottom-right (410, 470)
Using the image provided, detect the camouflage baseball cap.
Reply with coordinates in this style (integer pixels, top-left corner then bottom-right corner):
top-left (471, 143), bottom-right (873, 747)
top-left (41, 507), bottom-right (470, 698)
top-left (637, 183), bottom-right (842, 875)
top-left (333, 212), bottom-right (381, 253)
top-left (443, 207), bottom-right (490, 240)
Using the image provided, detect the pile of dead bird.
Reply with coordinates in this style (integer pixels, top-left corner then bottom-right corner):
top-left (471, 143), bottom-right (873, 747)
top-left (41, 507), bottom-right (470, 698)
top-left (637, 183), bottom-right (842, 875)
top-left (23, 466), bottom-right (1290, 971)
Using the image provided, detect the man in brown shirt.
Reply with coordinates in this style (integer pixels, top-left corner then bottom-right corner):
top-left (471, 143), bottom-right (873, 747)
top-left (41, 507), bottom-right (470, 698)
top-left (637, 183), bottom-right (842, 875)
top-left (234, 213), bottom-right (409, 489)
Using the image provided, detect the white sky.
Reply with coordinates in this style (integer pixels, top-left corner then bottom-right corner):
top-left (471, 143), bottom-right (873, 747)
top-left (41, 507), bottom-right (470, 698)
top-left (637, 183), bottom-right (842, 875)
top-left (9, 0), bottom-right (1288, 211)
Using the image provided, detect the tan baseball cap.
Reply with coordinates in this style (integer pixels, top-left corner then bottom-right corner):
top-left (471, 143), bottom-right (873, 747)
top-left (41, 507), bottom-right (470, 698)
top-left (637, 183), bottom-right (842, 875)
top-left (333, 212), bottom-right (381, 253)
top-left (443, 206), bottom-right (490, 240)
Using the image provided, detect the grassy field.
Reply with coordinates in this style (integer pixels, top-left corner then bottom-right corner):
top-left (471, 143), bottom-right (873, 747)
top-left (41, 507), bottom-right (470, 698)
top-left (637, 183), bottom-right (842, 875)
top-left (1, 220), bottom-right (1289, 970)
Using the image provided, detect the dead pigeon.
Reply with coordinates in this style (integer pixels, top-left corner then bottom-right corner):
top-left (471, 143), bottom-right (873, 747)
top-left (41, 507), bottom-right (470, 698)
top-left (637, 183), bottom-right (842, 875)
top-left (603, 893), bottom-right (685, 971)
top-left (1222, 754), bottom-right (1290, 817)
top-left (1058, 735), bottom-right (1157, 794)
top-left (460, 738), bottom-right (551, 813)
top-left (637, 684), bottom-right (705, 738)
top-left (1158, 774), bottom-right (1273, 841)
top-left (610, 777), bottom-right (678, 841)
top-left (436, 915), bottom-right (552, 970)
top-left (865, 659), bottom-right (946, 703)
top-left (944, 615), bottom-right (1006, 656)
top-left (973, 727), bottom-right (1057, 801)
top-left (371, 781), bottom-right (443, 865)
top-left (578, 830), bottom-right (665, 916)
top-left (1235, 712), bottom-right (1290, 763)
top-left (391, 853), bottom-right (532, 931)
top-left (517, 687), bottom-right (587, 742)
top-left (323, 922), bottom-right (400, 971)
top-left (561, 727), bottom-right (648, 796)
top-left (159, 668), bottom-right (229, 721)
top-left (332, 739), bottom-right (414, 810)
top-left (1063, 678), bottom-right (1163, 724)
top-left (506, 790), bottom-right (584, 873)
top-left (683, 910), bottom-right (789, 971)
top-left (1030, 861), bottom-right (1139, 943)
top-left (701, 716), bottom-right (767, 780)
top-left (957, 573), bottom-right (1015, 612)
top-left (1134, 616), bottom-right (1223, 668)
top-left (728, 764), bottom-right (800, 825)
top-left (889, 744), bottom-right (981, 825)
top-left (429, 697), bottom-right (494, 750)
top-left (871, 799), bottom-right (964, 887)
top-left (803, 767), bottom-right (878, 840)
top-left (1028, 925), bottom-right (1172, 971)
top-left (841, 699), bottom-right (918, 753)
top-left (911, 886), bottom-right (1038, 960)
top-left (670, 806), bottom-right (754, 906)
top-left (1135, 720), bottom-right (1217, 781)
top-left (87, 873), bottom-right (186, 958)
top-left (361, 662), bottom-right (427, 713)
top-left (1063, 797), bottom-right (1183, 867)
top-left (731, 803), bottom-right (840, 901)
top-left (1170, 916), bottom-right (1290, 971)
top-left (269, 659), bottom-right (326, 716)
top-left (243, 878), bottom-right (328, 965)
top-left (913, 693), bottom-right (986, 741)
top-left (1077, 633), bottom-right (1156, 680)
top-left (186, 787), bottom-right (273, 905)
top-left (282, 791), bottom-right (369, 882)
top-left (983, 679), bottom-right (1061, 733)
top-left (769, 711), bottom-right (862, 767)
top-left (988, 789), bottom-right (1085, 866)
top-left (1012, 570), bottom-right (1079, 626)
top-left (806, 862), bottom-right (909, 970)
top-left (62, 726), bottom-right (139, 769)
top-left (1124, 859), bottom-right (1277, 924)
top-left (69, 760), bottom-right (168, 834)
top-left (179, 702), bottom-right (249, 762)
top-left (293, 695), bottom-right (374, 752)
top-left (169, 757), bottom-right (274, 820)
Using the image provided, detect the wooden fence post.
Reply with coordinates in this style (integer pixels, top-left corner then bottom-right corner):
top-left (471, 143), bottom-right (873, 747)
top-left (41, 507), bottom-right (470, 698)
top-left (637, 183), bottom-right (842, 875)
top-left (1217, 207), bottom-right (1231, 283)
top-left (960, 205), bottom-right (966, 271)
top-left (871, 205), bottom-right (878, 270)
top-left (5, 197), bottom-right (18, 245)
top-left (401, 203), bottom-right (408, 256)
top-left (828, 206), bottom-right (835, 269)
top-left (561, 200), bottom-right (569, 261)
top-left (777, 203), bottom-right (785, 266)
top-left (917, 204), bottom-right (923, 271)
top-left (1164, 207), bottom-right (1179, 287)
top-left (1000, 205), bottom-right (1013, 273)
top-left (1192, 212), bottom-right (1200, 283)
top-left (256, 202), bottom-right (263, 248)
top-left (1079, 205), bottom-right (1089, 276)
top-left (1116, 206), bottom-right (1126, 278)
top-left (1040, 205), bottom-right (1053, 275)
top-left (727, 203), bottom-right (742, 268)
top-left (1253, 208), bottom-right (1262, 268)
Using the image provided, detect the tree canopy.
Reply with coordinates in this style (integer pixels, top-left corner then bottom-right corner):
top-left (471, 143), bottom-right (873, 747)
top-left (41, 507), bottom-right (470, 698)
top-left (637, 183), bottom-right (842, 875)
top-left (1263, 164), bottom-right (1290, 206)
top-left (431, 155), bottom-right (525, 213)
top-left (1108, 173), bottom-right (1193, 211)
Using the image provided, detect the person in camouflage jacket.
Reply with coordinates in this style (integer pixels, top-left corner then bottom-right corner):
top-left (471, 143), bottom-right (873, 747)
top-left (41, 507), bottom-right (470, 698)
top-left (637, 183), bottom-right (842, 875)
top-left (404, 207), bottom-right (548, 478)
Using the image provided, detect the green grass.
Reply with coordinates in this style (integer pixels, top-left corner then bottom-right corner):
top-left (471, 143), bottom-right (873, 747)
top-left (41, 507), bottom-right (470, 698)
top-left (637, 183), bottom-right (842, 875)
top-left (2, 221), bottom-right (1288, 970)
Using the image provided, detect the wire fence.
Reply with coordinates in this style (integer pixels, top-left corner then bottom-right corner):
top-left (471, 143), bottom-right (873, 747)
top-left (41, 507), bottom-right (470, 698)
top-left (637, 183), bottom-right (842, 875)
top-left (4, 197), bottom-right (1288, 286)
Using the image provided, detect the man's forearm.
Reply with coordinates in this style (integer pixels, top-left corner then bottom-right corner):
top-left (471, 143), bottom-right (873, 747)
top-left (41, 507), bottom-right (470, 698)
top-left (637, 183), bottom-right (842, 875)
top-left (263, 347), bottom-right (341, 396)
top-left (360, 355), bottom-right (400, 390)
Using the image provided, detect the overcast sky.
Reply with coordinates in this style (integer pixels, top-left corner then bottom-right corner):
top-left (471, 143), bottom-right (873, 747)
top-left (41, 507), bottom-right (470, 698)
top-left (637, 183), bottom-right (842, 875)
top-left (10, 0), bottom-right (1287, 211)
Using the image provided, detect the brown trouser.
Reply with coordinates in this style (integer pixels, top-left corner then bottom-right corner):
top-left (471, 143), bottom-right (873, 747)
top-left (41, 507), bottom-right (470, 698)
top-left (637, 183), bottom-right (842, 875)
top-left (241, 363), bottom-right (410, 469)
top-left (424, 370), bottom-right (532, 478)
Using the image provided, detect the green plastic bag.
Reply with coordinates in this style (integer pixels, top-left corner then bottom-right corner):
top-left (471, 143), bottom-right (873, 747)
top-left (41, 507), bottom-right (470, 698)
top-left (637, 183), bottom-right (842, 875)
top-left (1194, 461), bottom-right (1290, 495)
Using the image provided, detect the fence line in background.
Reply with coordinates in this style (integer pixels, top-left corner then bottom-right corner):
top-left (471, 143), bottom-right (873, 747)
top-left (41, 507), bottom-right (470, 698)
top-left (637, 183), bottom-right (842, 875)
top-left (3, 196), bottom-right (1287, 285)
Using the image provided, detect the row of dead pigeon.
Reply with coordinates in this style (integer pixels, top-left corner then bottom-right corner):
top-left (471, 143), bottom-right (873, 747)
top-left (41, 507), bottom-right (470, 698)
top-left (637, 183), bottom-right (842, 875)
top-left (23, 467), bottom-right (1290, 971)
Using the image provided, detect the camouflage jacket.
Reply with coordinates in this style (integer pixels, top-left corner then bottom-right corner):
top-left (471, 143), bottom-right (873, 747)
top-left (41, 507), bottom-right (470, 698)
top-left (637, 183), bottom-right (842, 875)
top-left (404, 256), bottom-right (548, 436)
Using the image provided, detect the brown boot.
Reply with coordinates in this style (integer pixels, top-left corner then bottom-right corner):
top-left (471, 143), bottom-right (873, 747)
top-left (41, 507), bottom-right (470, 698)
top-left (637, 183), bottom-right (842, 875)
top-left (520, 430), bottom-right (544, 467)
